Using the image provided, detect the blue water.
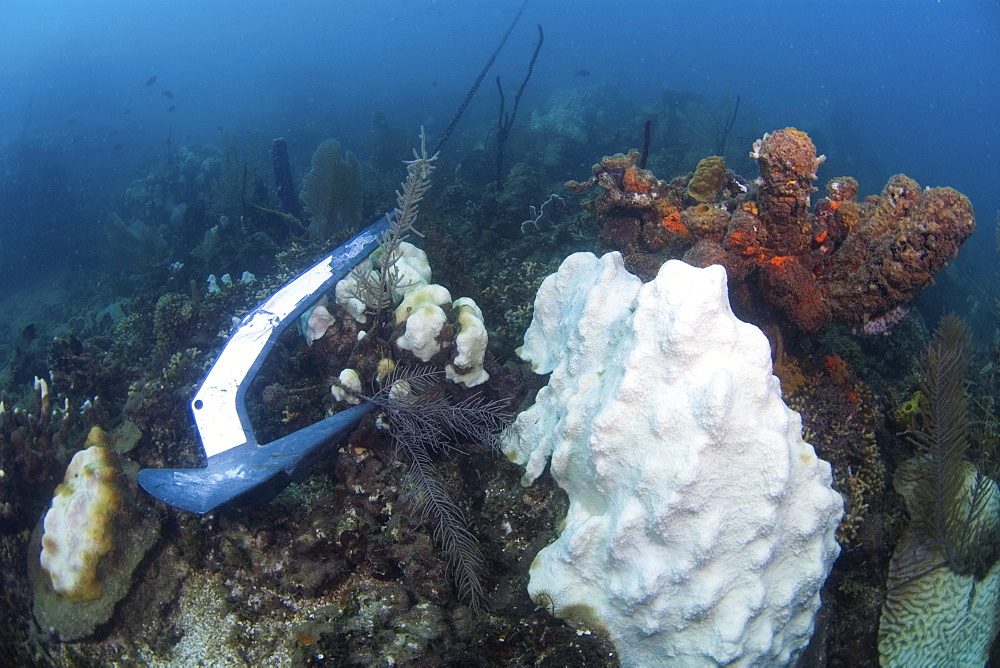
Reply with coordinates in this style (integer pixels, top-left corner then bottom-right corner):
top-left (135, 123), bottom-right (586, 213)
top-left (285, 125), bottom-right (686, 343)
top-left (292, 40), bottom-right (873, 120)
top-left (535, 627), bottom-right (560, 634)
top-left (1, 0), bottom-right (997, 287)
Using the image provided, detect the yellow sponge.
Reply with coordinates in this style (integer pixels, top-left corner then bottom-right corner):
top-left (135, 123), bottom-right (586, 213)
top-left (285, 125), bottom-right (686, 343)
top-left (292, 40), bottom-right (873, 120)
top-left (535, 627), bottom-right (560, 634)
top-left (39, 429), bottom-right (122, 602)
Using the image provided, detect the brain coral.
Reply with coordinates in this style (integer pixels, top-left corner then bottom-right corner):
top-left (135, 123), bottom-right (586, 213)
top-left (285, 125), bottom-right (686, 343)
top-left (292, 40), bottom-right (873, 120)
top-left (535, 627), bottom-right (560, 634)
top-left (878, 458), bottom-right (1000, 665)
top-left (686, 155), bottom-right (726, 202)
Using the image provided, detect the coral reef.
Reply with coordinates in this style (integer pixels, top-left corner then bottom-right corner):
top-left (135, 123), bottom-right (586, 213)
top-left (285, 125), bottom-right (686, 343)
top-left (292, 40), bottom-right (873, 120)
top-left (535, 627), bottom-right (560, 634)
top-left (1, 65), bottom-right (988, 665)
top-left (786, 354), bottom-right (886, 546)
top-left (567, 128), bottom-right (976, 333)
top-left (0, 126), bottom-right (612, 666)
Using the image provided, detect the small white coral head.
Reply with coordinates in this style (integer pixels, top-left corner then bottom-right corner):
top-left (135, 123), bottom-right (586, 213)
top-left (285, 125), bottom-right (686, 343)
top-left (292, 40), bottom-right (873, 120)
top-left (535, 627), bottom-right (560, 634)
top-left (446, 298), bottom-right (489, 388)
top-left (375, 358), bottom-right (396, 383)
top-left (389, 242), bottom-right (432, 300)
top-left (303, 305), bottom-right (335, 345)
top-left (331, 368), bottom-right (362, 404)
top-left (39, 442), bottom-right (122, 602)
top-left (394, 284), bottom-right (452, 326)
top-left (334, 259), bottom-right (373, 324)
top-left (396, 303), bottom-right (447, 362)
top-left (370, 241), bottom-right (432, 303)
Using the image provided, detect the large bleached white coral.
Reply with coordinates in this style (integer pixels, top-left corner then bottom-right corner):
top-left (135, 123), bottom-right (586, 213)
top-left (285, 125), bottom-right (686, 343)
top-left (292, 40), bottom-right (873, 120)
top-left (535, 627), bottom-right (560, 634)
top-left (503, 252), bottom-right (843, 666)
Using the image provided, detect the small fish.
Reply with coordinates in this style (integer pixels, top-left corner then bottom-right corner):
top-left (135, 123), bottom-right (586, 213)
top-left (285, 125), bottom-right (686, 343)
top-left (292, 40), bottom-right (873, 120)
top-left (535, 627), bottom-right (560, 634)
top-left (112, 143), bottom-right (124, 151)
top-left (162, 90), bottom-right (174, 99)
top-left (166, 105), bottom-right (176, 112)
top-left (66, 117), bottom-right (78, 124)
top-left (145, 75), bottom-right (158, 86)
top-left (109, 129), bottom-right (118, 136)
top-left (20, 323), bottom-right (35, 345)
top-left (122, 108), bottom-right (132, 115)
top-left (575, 69), bottom-right (591, 76)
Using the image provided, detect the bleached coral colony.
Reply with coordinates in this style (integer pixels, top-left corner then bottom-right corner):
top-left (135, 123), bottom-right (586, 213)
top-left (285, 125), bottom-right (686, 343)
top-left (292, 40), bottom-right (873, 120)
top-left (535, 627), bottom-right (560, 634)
top-left (504, 253), bottom-right (843, 665)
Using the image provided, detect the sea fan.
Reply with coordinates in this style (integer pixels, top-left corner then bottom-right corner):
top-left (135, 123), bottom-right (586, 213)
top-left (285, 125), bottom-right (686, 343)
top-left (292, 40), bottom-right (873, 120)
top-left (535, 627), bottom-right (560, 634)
top-left (347, 129), bottom-right (436, 322)
top-left (907, 314), bottom-right (999, 578)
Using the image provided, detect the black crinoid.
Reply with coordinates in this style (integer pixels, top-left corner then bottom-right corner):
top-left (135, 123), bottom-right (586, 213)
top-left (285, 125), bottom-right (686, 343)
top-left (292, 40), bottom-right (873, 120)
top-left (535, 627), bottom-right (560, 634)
top-left (363, 367), bottom-right (511, 612)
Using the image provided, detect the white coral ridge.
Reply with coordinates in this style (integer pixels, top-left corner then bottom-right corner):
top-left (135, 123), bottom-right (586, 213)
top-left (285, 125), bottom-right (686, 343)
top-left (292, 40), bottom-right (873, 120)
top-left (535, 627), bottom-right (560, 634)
top-left (502, 252), bottom-right (843, 667)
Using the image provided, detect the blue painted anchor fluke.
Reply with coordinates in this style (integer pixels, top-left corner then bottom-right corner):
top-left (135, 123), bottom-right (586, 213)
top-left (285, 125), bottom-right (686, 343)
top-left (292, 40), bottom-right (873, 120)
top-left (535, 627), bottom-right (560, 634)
top-left (138, 216), bottom-right (390, 514)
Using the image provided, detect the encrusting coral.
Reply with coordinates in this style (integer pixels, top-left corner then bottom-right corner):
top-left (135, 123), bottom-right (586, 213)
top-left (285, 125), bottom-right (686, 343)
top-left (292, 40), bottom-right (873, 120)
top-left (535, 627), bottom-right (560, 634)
top-left (567, 127), bottom-right (976, 333)
top-left (39, 430), bottom-right (122, 603)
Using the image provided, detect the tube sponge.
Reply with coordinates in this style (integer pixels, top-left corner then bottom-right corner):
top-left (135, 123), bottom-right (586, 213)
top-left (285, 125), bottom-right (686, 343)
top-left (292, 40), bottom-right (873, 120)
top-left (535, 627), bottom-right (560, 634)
top-left (39, 429), bottom-right (122, 603)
